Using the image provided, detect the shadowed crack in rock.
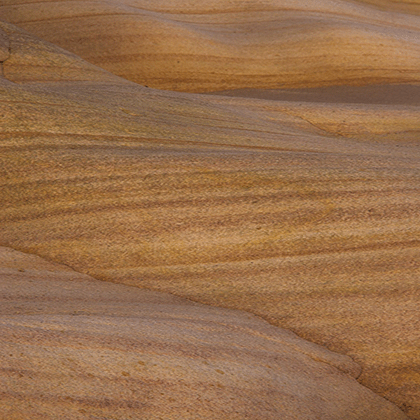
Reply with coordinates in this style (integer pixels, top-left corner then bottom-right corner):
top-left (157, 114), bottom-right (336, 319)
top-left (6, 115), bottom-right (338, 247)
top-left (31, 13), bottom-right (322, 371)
top-left (0, 26), bottom-right (11, 79)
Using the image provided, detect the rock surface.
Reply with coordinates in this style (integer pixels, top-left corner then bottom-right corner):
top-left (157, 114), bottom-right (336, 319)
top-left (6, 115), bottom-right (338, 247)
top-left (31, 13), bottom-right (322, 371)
top-left (1, 0), bottom-right (420, 91)
top-left (0, 27), bottom-right (8, 57)
top-left (1, 246), bottom-right (408, 420)
top-left (0, 3), bottom-right (419, 419)
top-left (0, 26), bottom-right (9, 78)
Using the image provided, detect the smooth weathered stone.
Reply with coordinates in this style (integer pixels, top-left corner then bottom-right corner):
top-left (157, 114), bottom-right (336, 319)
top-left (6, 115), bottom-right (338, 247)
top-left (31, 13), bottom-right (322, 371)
top-left (0, 6), bottom-right (419, 419)
top-left (0, 246), bottom-right (408, 420)
top-left (0, 0), bottom-right (419, 91)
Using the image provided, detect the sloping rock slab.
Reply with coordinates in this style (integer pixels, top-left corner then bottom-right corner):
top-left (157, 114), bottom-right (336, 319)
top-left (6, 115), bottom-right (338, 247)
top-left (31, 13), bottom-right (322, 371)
top-left (0, 246), bottom-right (407, 420)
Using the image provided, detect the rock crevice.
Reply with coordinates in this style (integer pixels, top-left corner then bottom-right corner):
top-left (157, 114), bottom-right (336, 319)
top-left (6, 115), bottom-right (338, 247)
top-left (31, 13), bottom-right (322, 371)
top-left (0, 26), bottom-right (11, 79)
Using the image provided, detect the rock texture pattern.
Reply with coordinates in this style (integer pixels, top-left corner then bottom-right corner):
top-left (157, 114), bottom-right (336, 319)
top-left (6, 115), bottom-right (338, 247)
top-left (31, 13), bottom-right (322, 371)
top-left (0, 1), bottom-right (419, 418)
top-left (1, 246), bottom-right (409, 419)
top-left (1, 0), bottom-right (420, 91)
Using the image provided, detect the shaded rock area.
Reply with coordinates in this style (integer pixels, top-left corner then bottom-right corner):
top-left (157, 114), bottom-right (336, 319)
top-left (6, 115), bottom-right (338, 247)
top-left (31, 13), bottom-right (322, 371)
top-left (0, 246), bottom-right (408, 420)
top-left (0, 20), bottom-right (120, 83)
top-left (352, 0), bottom-right (420, 15)
top-left (0, 27), bottom-right (9, 60)
top-left (0, 26), bottom-right (10, 78)
top-left (209, 85), bottom-right (420, 106)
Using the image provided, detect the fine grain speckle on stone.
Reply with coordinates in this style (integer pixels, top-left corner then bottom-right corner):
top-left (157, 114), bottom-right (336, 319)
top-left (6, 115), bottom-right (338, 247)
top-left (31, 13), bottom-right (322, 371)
top-left (0, 246), bottom-right (408, 420)
top-left (0, 1), bottom-right (419, 418)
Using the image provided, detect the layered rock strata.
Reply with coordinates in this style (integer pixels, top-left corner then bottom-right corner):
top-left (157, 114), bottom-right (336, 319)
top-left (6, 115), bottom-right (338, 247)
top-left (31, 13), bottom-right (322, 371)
top-left (1, 246), bottom-right (409, 419)
top-left (0, 11), bottom-right (419, 419)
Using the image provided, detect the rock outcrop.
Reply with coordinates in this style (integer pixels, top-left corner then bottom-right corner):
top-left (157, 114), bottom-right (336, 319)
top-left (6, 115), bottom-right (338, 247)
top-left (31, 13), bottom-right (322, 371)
top-left (0, 246), bottom-right (408, 419)
top-left (0, 4), bottom-right (419, 418)
top-left (1, 0), bottom-right (419, 91)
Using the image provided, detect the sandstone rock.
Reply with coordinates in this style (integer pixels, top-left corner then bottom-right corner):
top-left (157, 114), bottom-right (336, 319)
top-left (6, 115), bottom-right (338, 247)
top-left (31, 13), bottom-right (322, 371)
top-left (0, 246), bottom-right (408, 420)
top-left (1, 0), bottom-right (419, 91)
top-left (0, 10), bottom-right (419, 420)
top-left (0, 27), bottom-right (9, 63)
top-left (0, 20), bottom-right (121, 83)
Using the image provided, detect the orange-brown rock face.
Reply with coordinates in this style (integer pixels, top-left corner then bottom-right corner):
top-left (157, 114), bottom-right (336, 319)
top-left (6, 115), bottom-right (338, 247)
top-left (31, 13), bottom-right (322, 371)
top-left (1, 246), bottom-right (409, 420)
top-left (1, 0), bottom-right (420, 91)
top-left (0, 1), bottom-right (419, 418)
